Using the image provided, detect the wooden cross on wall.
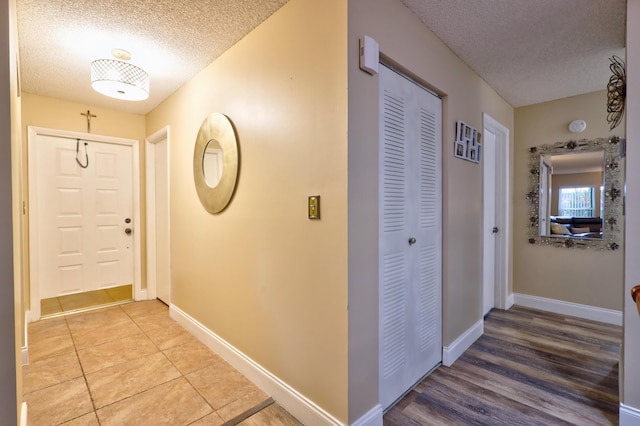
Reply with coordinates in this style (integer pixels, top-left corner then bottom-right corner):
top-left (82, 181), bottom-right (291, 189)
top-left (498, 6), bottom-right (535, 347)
top-left (80, 110), bottom-right (97, 133)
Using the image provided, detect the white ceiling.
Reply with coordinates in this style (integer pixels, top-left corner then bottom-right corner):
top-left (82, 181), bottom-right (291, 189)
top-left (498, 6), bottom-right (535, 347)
top-left (401, 0), bottom-right (626, 107)
top-left (16, 0), bottom-right (289, 114)
top-left (16, 0), bottom-right (626, 115)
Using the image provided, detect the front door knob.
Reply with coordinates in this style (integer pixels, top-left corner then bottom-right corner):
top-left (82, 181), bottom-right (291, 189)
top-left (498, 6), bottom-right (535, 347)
top-left (125, 228), bottom-right (132, 235)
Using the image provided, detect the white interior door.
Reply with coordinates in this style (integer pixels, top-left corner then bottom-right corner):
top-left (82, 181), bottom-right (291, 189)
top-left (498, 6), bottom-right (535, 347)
top-left (32, 134), bottom-right (134, 299)
top-left (379, 65), bottom-right (442, 410)
top-left (481, 114), bottom-right (511, 311)
top-left (482, 130), bottom-right (497, 316)
top-left (146, 129), bottom-right (171, 305)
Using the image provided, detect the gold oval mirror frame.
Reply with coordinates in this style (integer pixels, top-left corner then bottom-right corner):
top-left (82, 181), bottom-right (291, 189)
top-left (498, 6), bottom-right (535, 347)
top-left (193, 112), bottom-right (239, 214)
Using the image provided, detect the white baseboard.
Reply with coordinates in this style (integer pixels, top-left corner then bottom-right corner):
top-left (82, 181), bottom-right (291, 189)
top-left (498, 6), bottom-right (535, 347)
top-left (513, 293), bottom-right (622, 326)
top-left (442, 319), bottom-right (483, 367)
top-left (351, 405), bottom-right (383, 426)
top-left (505, 293), bottom-right (514, 309)
top-left (134, 288), bottom-right (148, 301)
top-left (20, 402), bottom-right (27, 426)
top-left (22, 310), bottom-right (29, 365)
top-left (21, 346), bottom-right (28, 365)
top-left (170, 304), bottom-right (344, 426)
top-left (620, 403), bottom-right (640, 425)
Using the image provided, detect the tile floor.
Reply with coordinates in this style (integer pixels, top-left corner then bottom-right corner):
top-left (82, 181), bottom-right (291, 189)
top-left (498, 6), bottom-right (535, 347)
top-left (23, 299), bottom-right (302, 426)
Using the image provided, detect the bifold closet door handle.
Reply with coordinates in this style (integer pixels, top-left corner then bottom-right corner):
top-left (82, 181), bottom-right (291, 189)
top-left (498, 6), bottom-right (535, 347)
top-left (408, 237), bottom-right (417, 246)
top-left (632, 285), bottom-right (640, 315)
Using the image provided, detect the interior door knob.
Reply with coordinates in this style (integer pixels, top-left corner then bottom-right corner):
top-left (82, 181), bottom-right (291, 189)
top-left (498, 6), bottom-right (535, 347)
top-left (408, 237), bottom-right (417, 245)
top-left (125, 228), bottom-right (132, 235)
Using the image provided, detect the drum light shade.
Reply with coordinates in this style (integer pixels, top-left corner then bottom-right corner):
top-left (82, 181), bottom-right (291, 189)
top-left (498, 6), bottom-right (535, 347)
top-left (91, 59), bottom-right (149, 101)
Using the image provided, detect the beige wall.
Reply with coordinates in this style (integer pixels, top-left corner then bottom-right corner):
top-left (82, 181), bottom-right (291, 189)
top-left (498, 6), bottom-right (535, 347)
top-left (146, 0), bottom-right (348, 421)
top-left (623, 0), bottom-right (640, 412)
top-left (550, 172), bottom-right (603, 217)
top-left (21, 93), bottom-right (145, 141)
top-left (20, 93), bottom-right (147, 312)
top-left (347, 0), bottom-right (514, 420)
top-left (514, 91), bottom-right (624, 311)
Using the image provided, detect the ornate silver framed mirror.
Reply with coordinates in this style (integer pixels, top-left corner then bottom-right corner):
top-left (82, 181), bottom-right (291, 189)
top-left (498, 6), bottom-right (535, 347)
top-left (527, 136), bottom-right (623, 250)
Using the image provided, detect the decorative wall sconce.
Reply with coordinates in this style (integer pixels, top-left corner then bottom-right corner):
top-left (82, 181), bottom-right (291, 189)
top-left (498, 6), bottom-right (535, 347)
top-left (606, 55), bottom-right (625, 131)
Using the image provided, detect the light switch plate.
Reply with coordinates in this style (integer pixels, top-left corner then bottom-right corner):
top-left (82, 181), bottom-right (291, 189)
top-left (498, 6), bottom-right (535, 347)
top-left (308, 196), bottom-right (320, 219)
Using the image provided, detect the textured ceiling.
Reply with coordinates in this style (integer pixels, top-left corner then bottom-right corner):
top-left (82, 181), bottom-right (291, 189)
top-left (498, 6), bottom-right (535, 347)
top-left (402, 0), bottom-right (626, 107)
top-left (16, 0), bottom-right (289, 114)
top-left (17, 1), bottom-right (626, 114)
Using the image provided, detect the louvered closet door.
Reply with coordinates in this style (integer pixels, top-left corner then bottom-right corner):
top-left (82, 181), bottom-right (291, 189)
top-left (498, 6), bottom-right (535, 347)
top-left (379, 65), bottom-right (442, 410)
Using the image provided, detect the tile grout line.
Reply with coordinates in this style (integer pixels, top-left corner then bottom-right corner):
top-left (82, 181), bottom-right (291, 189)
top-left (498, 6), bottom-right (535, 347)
top-left (30, 301), bottom-right (283, 425)
top-left (68, 304), bottom-right (170, 423)
top-left (64, 314), bottom-right (101, 425)
top-left (220, 397), bottom-right (275, 426)
top-left (181, 368), bottom-right (222, 424)
top-left (120, 303), bottom-right (221, 422)
top-left (125, 304), bottom-right (220, 422)
top-left (132, 303), bottom-right (272, 425)
top-left (79, 304), bottom-right (170, 424)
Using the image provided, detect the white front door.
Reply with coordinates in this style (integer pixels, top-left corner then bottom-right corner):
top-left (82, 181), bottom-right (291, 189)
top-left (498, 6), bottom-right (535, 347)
top-left (31, 133), bottom-right (134, 302)
top-left (379, 65), bottom-right (442, 410)
top-left (481, 114), bottom-right (511, 311)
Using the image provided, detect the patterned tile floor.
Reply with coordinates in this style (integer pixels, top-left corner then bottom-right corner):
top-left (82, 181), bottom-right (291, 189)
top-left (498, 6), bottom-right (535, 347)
top-left (23, 299), bottom-right (302, 425)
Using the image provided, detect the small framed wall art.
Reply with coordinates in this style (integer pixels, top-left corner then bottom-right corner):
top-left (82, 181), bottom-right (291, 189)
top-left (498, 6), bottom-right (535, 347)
top-left (454, 121), bottom-right (481, 164)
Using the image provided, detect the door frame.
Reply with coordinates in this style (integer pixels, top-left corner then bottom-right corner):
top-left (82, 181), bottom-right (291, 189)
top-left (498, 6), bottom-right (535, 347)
top-left (145, 126), bottom-right (171, 303)
top-left (482, 114), bottom-right (512, 311)
top-left (27, 126), bottom-right (142, 321)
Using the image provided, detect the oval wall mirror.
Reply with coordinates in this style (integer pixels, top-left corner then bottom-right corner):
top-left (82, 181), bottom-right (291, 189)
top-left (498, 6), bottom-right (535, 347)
top-left (193, 113), bottom-right (239, 214)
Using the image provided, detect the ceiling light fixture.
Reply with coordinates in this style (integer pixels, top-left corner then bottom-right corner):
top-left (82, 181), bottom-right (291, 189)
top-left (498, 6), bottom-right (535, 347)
top-left (90, 59), bottom-right (149, 101)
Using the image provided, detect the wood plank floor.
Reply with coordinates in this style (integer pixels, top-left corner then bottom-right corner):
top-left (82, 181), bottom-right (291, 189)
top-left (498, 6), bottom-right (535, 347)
top-left (384, 306), bottom-right (622, 426)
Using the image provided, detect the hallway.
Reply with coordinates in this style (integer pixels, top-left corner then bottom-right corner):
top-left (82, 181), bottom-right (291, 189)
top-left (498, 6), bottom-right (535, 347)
top-left (23, 300), bottom-right (301, 425)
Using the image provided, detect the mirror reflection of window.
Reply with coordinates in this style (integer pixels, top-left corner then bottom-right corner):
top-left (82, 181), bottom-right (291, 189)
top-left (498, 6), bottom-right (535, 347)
top-left (558, 186), bottom-right (595, 217)
top-left (203, 139), bottom-right (224, 188)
